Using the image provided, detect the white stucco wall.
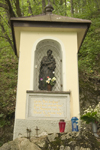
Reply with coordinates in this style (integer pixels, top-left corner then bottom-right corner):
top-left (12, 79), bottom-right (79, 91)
top-left (15, 29), bottom-right (80, 120)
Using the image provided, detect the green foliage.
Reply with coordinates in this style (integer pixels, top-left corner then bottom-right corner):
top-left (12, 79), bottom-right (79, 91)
top-left (0, 46), bottom-right (18, 129)
top-left (76, 8), bottom-right (100, 112)
top-left (78, 14), bottom-right (100, 74)
top-left (81, 112), bottom-right (97, 124)
top-left (81, 103), bottom-right (100, 124)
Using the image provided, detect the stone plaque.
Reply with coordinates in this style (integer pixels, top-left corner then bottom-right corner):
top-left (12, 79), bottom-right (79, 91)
top-left (26, 92), bottom-right (70, 119)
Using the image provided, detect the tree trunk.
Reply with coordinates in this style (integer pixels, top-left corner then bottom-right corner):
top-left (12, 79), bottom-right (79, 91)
top-left (70, 0), bottom-right (74, 15)
top-left (53, 0), bottom-right (55, 4)
top-left (21, 0), bottom-right (24, 16)
top-left (42, 0), bottom-right (46, 14)
top-left (65, 0), bottom-right (67, 16)
top-left (82, 0), bottom-right (86, 13)
top-left (27, 0), bottom-right (33, 15)
top-left (60, 0), bottom-right (63, 5)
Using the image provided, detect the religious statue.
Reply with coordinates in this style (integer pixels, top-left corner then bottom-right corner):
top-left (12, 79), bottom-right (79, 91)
top-left (39, 49), bottom-right (56, 90)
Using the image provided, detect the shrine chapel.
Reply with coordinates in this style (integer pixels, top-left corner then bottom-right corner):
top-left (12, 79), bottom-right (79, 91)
top-left (11, 3), bottom-right (91, 139)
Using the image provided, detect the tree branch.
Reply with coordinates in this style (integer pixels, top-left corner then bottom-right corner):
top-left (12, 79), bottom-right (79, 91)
top-left (0, 14), bottom-right (11, 30)
top-left (0, 23), bottom-right (14, 49)
top-left (15, 0), bottom-right (22, 17)
top-left (0, 35), bottom-right (8, 39)
top-left (0, 46), bottom-right (10, 50)
top-left (5, 0), bottom-right (16, 17)
top-left (0, 3), bottom-right (7, 9)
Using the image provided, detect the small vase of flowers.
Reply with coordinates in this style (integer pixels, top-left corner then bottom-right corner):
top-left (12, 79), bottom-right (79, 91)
top-left (46, 76), bottom-right (56, 91)
top-left (40, 75), bottom-right (56, 91)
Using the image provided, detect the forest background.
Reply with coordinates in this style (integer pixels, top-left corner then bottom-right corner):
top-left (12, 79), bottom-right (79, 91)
top-left (0, 0), bottom-right (100, 146)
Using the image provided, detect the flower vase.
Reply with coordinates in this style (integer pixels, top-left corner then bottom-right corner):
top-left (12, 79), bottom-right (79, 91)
top-left (47, 84), bottom-right (52, 91)
top-left (92, 122), bottom-right (99, 137)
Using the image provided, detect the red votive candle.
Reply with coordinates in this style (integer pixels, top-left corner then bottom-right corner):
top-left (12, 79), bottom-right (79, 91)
top-left (59, 119), bottom-right (66, 132)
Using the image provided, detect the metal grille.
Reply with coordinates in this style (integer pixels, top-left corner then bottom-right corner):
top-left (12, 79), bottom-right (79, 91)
top-left (34, 39), bottom-right (62, 91)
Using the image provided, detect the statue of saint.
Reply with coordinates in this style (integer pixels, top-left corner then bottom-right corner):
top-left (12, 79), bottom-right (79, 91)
top-left (39, 49), bottom-right (56, 90)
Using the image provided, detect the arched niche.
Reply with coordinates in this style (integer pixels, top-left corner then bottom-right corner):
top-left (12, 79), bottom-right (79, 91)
top-left (34, 39), bottom-right (62, 91)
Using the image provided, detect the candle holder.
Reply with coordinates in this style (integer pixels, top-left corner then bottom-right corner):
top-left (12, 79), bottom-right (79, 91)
top-left (59, 119), bottom-right (66, 133)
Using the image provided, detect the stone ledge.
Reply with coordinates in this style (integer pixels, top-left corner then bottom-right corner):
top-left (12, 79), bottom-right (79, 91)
top-left (26, 90), bottom-right (71, 94)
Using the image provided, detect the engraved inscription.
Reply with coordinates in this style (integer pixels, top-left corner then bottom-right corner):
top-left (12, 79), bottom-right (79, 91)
top-left (33, 99), bottom-right (63, 117)
top-left (27, 94), bottom-right (70, 119)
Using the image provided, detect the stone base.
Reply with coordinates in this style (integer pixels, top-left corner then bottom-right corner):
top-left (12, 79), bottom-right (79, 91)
top-left (13, 119), bottom-right (71, 140)
top-left (14, 92), bottom-right (71, 139)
